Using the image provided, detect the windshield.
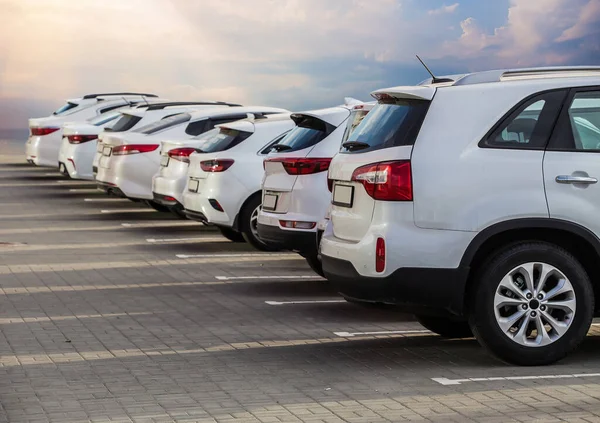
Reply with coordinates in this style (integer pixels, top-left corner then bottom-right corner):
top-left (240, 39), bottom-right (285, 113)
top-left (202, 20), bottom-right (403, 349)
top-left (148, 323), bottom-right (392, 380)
top-left (53, 102), bottom-right (79, 116)
top-left (341, 100), bottom-right (430, 153)
top-left (135, 113), bottom-right (191, 135)
top-left (89, 111), bottom-right (121, 127)
top-left (197, 127), bottom-right (253, 153)
top-left (270, 116), bottom-right (334, 153)
top-left (341, 109), bottom-right (370, 144)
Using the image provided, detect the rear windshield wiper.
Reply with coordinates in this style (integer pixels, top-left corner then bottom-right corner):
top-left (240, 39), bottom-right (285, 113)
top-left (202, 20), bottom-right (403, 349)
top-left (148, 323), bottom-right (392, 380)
top-left (342, 141), bottom-right (370, 151)
top-left (271, 144), bottom-right (292, 152)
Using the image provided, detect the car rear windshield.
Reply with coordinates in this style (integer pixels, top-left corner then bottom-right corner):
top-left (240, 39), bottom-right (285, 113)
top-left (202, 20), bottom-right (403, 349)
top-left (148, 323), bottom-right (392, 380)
top-left (341, 109), bottom-right (370, 144)
top-left (340, 99), bottom-right (430, 154)
top-left (196, 127), bottom-right (253, 153)
top-left (53, 102), bottom-right (79, 116)
top-left (89, 111), bottom-right (121, 126)
top-left (105, 114), bottom-right (142, 132)
top-left (135, 113), bottom-right (191, 135)
top-left (270, 115), bottom-right (334, 153)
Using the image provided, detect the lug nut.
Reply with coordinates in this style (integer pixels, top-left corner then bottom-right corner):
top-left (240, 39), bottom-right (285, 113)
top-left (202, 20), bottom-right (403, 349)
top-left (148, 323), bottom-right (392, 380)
top-left (522, 304), bottom-right (528, 310)
top-left (526, 293), bottom-right (533, 299)
top-left (537, 294), bottom-right (543, 300)
top-left (540, 305), bottom-right (546, 311)
top-left (530, 311), bottom-right (537, 317)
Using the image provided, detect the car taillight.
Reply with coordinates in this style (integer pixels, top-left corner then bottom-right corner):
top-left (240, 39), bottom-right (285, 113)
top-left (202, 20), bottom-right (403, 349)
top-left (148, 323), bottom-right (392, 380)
top-left (375, 237), bottom-right (386, 273)
top-left (67, 135), bottom-right (97, 144)
top-left (31, 127), bottom-right (60, 136)
top-left (200, 159), bottom-right (234, 172)
top-left (168, 147), bottom-right (200, 163)
top-left (351, 160), bottom-right (412, 201)
top-left (265, 157), bottom-right (332, 175)
top-left (279, 220), bottom-right (316, 229)
top-left (112, 144), bottom-right (159, 156)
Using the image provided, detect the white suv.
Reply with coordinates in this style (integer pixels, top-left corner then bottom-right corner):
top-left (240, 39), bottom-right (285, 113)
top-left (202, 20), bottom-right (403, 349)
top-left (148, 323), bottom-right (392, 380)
top-left (321, 67), bottom-right (600, 366)
top-left (258, 100), bottom-right (374, 275)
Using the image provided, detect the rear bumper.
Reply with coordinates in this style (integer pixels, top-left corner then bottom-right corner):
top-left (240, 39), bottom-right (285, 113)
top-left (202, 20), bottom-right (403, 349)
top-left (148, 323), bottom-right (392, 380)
top-left (153, 192), bottom-right (180, 207)
top-left (97, 181), bottom-right (126, 198)
top-left (184, 209), bottom-right (208, 224)
top-left (321, 254), bottom-right (468, 316)
top-left (257, 223), bottom-right (317, 254)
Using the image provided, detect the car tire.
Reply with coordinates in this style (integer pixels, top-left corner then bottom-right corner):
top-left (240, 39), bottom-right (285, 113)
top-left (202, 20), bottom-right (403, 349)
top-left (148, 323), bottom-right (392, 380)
top-left (218, 227), bottom-right (245, 243)
top-left (304, 253), bottom-right (326, 279)
top-left (415, 315), bottom-right (472, 338)
top-left (145, 200), bottom-right (171, 213)
top-left (240, 195), bottom-right (278, 251)
top-left (469, 241), bottom-right (594, 366)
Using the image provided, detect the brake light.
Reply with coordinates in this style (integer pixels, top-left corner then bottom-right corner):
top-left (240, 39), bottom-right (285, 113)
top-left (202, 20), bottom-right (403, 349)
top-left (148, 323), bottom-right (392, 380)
top-left (375, 237), bottom-right (386, 272)
top-left (112, 144), bottom-right (159, 156)
top-left (168, 147), bottom-right (200, 163)
top-left (265, 157), bottom-right (331, 175)
top-left (31, 127), bottom-right (60, 136)
top-left (351, 160), bottom-right (412, 201)
top-left (67, 135), bottom-right (97, 144)
top-left (200, 159), bottom-right (234, 172)
top-left (279, 220), bottom-right (316, 229)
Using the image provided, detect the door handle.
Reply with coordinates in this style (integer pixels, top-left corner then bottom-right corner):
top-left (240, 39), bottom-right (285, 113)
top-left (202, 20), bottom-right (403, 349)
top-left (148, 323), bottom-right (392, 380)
top-left (555, 175), bottom-right (598, 184)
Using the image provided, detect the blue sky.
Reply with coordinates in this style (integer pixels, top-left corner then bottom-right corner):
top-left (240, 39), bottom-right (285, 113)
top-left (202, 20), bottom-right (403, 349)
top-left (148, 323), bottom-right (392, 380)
top-left (1, 0), bottom-right (599, 131)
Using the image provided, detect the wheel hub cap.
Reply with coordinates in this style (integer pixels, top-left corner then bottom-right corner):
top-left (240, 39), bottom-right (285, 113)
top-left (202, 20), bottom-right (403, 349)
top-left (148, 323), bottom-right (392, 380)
top-left (493, 262), bottom-right (576, 347)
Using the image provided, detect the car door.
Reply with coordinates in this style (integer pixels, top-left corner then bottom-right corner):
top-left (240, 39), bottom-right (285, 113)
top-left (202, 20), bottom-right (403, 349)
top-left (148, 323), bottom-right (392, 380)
top-left (544, 88), bottom-right (600, 237)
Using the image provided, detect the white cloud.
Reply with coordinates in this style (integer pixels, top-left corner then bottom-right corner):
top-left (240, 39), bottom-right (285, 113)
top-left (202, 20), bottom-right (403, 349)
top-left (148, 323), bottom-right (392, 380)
top-left (428, 3), bottom-right (459, 15)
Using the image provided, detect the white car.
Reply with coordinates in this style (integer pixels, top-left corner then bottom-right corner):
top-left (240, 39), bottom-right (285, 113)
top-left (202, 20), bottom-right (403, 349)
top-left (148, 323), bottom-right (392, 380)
top-left (57, 110), bottom-right (125, 180)
top-left (25, 92), bottom-right (159, 167)
top-left (320, 66), bottom-right (600, 366)
top-left (258, 100), bottom-right (374, 275)
top-left (182, 114), bottom-right (295, 246)
top-left (96, 106), bottom-right (288, 213)
top-left (91, 101), bottom-right (241, 177)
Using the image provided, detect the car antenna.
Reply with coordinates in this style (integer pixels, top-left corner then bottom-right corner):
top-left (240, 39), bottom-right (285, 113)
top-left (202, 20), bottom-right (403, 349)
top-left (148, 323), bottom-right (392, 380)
top-left (415, 55), bottom-right (454, 84)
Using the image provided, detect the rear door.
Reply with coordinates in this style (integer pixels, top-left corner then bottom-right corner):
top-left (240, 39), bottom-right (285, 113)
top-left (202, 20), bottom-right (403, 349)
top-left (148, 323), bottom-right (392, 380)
top-left (544, 88), bottom-right (600, 238)
top-left (328, 98), bottom-right (431, 242)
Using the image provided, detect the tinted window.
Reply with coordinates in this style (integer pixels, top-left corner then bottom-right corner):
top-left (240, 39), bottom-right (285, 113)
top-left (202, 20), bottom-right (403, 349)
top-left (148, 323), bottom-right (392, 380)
top-left (340, 100), bottom-right (429, 153)
top-left (135, 113), bottom-right (191, 135)
top-left (89, 112), bottom-right (121, 127)
top-left (197, 128), bottom-right (252, 153)
top-left (106, 114), bottom-right (142, 132)
top-left (260, 132), bottom-right (291, 154)
top-left (270, 116), bottom-right (334, 153)
top-left (53, 102), bottom-right (78, 115)
top-left (185, 119), bottom-right (208, 136)
top-left (482, 90), bottom-right (566, 150)
top-left (552, 91), bottom-right (600, 151)
top-left (341, 109), bottom-right (370, 144)
top-left (99, 104), bottom-right (127, 114)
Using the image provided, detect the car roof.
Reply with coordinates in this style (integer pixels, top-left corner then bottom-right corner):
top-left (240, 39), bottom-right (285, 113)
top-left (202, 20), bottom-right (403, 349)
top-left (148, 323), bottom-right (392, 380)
top-left (188, 106), bottom-right (289, 120)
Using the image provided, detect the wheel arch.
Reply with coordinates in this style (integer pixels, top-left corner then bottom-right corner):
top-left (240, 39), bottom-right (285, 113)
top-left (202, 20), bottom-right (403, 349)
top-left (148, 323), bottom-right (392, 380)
top-left (232, 190), bottom-right (262, 231)
top-left (461, 218), bottom-right (600, 314)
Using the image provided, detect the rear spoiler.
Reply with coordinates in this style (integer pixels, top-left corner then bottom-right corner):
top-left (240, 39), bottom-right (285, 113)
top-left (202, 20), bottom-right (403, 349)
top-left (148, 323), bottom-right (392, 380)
top-left (138, 101), bottom-right (242, 111)
top-left (83, 92), bottom-right (158, 99)
top-left (371, 86), bottom-right (436, 101)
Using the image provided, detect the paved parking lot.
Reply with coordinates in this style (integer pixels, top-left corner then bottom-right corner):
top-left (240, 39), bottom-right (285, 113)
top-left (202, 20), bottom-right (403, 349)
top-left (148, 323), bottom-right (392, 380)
top-left (2, 143), bottom-right (600, 422)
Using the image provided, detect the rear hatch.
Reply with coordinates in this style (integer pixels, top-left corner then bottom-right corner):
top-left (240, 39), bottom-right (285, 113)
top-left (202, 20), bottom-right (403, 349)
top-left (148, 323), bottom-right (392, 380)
top-left (186, 123), bottom-right (254, 194)
top-left (328, 86), bottom-right (434, 242)
top-left (262, 108), bottom-right (349, 213)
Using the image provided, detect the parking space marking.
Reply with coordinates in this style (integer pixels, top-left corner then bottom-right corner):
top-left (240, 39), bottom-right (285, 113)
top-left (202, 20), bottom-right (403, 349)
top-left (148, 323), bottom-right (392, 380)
top-left (0, 221), bottom-right (203, 234)
top-left (84, 198), bottom-right (129, 202)
top-left (177, 252), bottom-right (296, 259)
top-left (43, 172), bottom-right (60, 176)
top-left (216, 275), bottom-right (324, 281)
top-left (0, 209), bottom-right (154, 219)
top-left (265, 299), bottom-right (345, 305)
top-left (100, 208), bottom-right (156, 213)
top-left (0, 254), bottom-right (304, 275)
top-left (432, 373), bottom-right (600, 386)
top-left (122, 221), bottom-right (200, 227)
top-left (334, 329), bottom-right (432, 337)
top-left (0, 312), bottom-right (153, 324)
top-left (69, 188), bottom-right (100, 192)
top-left (147, 237), bottom-right (217, 243)
top-left (0, 238), bottom-right (227, 252)
top-left (56, 180), bottom-right (96, 185)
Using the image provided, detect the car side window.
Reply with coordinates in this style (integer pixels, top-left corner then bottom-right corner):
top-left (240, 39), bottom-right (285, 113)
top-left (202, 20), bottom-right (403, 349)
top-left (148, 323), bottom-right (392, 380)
top-left (566, 92), bottom-right (600, 150)
top-left (185, 120), bottom-right (208, 136)
top-left (481, 90), bottom-right (567, 150)
top-left (259, 132), bottom-right (290, 155)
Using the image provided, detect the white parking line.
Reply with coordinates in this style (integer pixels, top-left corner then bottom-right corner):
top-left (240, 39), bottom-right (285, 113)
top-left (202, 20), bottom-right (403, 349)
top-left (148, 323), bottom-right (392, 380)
top-left (216, 275), bottom-right (324, 281)
top-left (43, 172), bottom-right (60, 176)
top-left (0, 238), bottom-right (226, 252)
top-left (432, 373), bottom-right (600, 386)
top-left (84, 198), bottom-right (129, 202)
top-left (265, 299), bottom-right (345, 305)
top-left (100, 209), bottom-right (156, 214)
top-left (177, 253), bottom-right (296, 259)
top-left (147, 237), bottom-right (218, 243)
top-left (56, 180), bottom-right (96, 185)
top-left (0, 221), bottom-right (203, 235)
top-left (334, 329), bottom-right (432, 337)
top-left (122, 221), bottom-right (200, 228)
top-left (69, 188), bottom-right (100, 193)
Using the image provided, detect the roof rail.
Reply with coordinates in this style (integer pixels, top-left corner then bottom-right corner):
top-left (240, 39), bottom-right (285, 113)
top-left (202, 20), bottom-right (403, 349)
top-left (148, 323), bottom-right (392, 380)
top-left (82, 92), bottom-right (159, 99)
top-left (142, 101), bottom-right (242, 111)
top-left (501, 67), bottom-right (600, 80)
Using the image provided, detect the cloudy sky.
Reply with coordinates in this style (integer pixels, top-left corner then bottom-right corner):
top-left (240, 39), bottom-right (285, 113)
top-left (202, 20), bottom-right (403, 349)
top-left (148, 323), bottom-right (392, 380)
top-left (1, 0), bottom-right (599, 131)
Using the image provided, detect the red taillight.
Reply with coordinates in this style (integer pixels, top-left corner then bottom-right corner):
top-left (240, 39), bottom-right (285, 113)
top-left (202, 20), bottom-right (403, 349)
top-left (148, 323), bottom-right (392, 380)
top-left (279, 220), bottom-right (316, 229)
top-left (200, 159), bottom-right (234, 172)
top-left (266, 157), bottom-right (332, 175)
top-left (31, 127), bottom-right (60, 136)
top-left (351, 160), bottom-right (412, 201)
top-left (112, 144), bottom-right (159, 156)
top-left (67, 135), bottom-right (97, 144)
top-left (168, 147), bottom-right (200, 163)
top-left (375, 237), bottom-right (386, 273)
